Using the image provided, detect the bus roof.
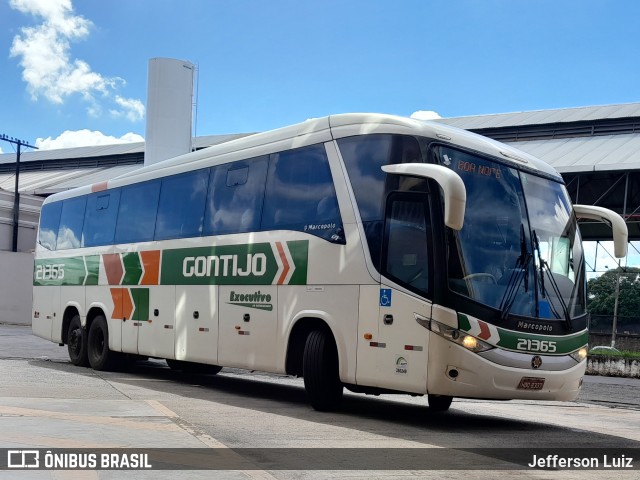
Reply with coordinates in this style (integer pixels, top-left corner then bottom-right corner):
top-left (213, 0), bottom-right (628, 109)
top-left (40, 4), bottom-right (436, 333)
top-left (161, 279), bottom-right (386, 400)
top-left (43, 113), bottom-right (562, 204)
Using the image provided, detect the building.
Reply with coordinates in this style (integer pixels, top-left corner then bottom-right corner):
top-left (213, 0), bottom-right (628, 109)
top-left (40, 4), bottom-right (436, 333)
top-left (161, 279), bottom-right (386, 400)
top-left (1, 103), bottom-right (639, 322)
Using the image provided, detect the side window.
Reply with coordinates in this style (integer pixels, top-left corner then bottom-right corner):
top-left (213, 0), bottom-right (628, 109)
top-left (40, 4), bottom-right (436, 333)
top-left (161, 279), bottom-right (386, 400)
top-left (338, 135), bottom-right (394, 222)
top-left (339, 134), bottom-right (424, 221)
top-left (262, 144), bottom-right (342, 241)
top-left (383, 194), bottom-right (431, 296)
top-left (38, 201), bottom-right (62, 250)
top-left (339, 134), bottom-right (424, 268)
top-left (204, 156), bottom-right (268, 236)
top-left (83, 190), bottom-right (121, 247)
top-left (57, 196), bottom-right (87, 250)
top-left (155, 169), bottom-right (209, 240)
top-left (115, 180), bottom-right (161, 244)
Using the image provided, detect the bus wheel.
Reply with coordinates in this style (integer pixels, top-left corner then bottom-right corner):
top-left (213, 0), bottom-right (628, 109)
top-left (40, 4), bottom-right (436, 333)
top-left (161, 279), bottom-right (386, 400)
top-left (67, 314), bottom-right (89, 367)
top-left (166, 359), bottom-right (222, 375)
top-left (87, 315), bottom-right (118, 371)
top-left (428, 394), bottom-right (453, 412)
top-left (303, 329), bottom-right (343, 411)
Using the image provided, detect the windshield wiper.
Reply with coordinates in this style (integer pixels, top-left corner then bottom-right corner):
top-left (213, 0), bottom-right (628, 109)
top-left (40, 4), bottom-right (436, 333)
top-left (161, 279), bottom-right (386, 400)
top-left (499, 224), bottom-right (531, 321)
top-left (532, 230), bottom-right (572, 330)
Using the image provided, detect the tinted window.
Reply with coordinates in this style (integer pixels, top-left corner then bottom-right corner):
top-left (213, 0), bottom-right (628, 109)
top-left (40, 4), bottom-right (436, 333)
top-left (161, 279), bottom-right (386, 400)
top-left (38, 201), bottom-right (62, 250)
top-left (384, 196), bottom-right (431, 296)
top-left (204, 156), bottom-right (268, 236)
top-left (83, 190), bottom-right (121, 247)
top-left (155, 169), bottom-right (209, 240)
top-left (339, 135), bottom-right (424, 267)
top-left (339, 134), bottom-right (424, 221)
top-left (338, 135), bottom-right (393, 222)
top-left (57, 196), bottom-right (87, 250)
top-left (115, 180), bottom-right (161, 244)
top-left (262, 144), bottom-right (342, 240)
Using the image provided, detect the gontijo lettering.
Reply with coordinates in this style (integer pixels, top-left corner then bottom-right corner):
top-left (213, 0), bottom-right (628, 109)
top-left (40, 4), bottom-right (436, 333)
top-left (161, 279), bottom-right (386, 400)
top-left (183, 253), bottom-right (268, 278)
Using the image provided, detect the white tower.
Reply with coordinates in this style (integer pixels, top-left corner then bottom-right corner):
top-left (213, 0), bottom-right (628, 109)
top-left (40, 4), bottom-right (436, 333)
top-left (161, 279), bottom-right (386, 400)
top-left (144, 58), bottom-right (195, 166)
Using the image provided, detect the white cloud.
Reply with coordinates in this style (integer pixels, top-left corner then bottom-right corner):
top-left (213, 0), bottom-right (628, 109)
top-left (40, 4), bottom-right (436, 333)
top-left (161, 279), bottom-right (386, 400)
top-left (410, 110), bottom-right (442, 121)
top-left (9, 0), bottom-right (144, 121)
top-left (111, 96), bottom-right (145, 122)
top-left (35, 129), bottom-right (144, 150)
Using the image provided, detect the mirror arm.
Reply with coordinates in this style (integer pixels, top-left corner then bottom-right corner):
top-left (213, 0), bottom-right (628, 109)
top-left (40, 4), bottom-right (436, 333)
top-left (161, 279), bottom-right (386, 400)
top-left (382, 164), bottom-right (466, 230)
top-left (573, 204), bottom-right (628, 258)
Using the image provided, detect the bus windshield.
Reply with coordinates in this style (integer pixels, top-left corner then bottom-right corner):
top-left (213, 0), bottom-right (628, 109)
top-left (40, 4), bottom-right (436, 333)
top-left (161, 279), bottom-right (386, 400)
top-left (439, 146), bottom-right (586, 321)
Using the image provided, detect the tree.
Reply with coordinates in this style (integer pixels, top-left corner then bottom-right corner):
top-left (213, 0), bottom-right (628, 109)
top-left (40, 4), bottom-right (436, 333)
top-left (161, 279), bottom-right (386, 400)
top-left (587, 267), bottom-right (640, 318)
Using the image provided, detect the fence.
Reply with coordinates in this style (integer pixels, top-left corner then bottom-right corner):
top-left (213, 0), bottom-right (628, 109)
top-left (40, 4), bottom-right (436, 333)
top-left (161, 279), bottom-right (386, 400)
top-left (589, 314), bottom-right (640, 351)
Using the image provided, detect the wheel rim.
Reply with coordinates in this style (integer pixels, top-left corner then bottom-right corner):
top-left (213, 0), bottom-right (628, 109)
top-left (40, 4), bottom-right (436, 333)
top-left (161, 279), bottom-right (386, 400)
top-left (69, 328), bottom-right (82, 355)
top-left (96, 330), bottom-right (104, 353)
top-left (91, 329), bottom-right (105, 357)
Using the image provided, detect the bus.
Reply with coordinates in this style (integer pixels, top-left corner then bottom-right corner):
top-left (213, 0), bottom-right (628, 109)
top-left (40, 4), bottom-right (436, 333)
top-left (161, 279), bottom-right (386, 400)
top-left (32, 113), bottom-right (627, 412)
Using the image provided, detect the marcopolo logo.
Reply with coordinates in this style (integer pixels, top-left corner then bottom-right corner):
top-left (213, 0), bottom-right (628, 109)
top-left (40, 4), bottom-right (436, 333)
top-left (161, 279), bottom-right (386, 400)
top-left (227, 290), bottom-right (273, 311)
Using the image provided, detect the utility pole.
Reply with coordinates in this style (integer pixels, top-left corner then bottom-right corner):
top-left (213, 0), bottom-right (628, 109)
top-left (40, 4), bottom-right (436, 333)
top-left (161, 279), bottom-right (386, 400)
top-left (611, 268), bottom-right (620, 349)
top-left (0, 134), bottom-right (37, 252)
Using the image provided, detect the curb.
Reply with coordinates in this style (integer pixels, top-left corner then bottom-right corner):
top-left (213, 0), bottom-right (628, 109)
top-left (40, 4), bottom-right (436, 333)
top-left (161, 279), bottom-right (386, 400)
top-left (586, 356), bottom-right (640, 378)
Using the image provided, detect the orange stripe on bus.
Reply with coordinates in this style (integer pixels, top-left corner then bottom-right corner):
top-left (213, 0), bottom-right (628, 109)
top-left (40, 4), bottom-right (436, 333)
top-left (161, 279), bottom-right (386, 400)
top-left (110, 288), bottom-right (134, 320)
top-left (103, 253), bottom-right (123, 285)
top-left (91, 181), bottom-right (108, 192)
top-left (140, 250), bottom-right (161, 285)
top-left (275, 242), bottom-right (290, 285)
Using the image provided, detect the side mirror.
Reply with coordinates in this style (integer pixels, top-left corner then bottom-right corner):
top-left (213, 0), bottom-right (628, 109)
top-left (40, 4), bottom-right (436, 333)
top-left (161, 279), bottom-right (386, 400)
top-left (381, 163), bottom-right (466, 230)
top-left (573, 204), bottom-right (628, 258)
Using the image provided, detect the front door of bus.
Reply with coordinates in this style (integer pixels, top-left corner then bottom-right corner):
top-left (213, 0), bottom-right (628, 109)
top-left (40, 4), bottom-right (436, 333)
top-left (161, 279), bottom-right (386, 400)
top-left (375, 193), bottom-right (433, 394)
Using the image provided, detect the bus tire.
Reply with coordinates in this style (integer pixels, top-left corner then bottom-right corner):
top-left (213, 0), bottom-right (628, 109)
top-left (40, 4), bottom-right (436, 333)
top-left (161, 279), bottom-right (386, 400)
top-left (87, 315), bottom-right (119, 371)
top-left (166, 359), bottom-right (222, 375)
top-left (303, 329), bottom-right (343, 411)
top-left (428, 394), bottom-right (453, 412)
top-left (67, 314), bottom-right (89, 367)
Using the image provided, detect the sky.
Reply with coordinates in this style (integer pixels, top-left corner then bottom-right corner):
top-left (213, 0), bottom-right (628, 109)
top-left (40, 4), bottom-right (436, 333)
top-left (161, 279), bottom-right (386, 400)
top-left (1, 0), bottom-right (640, 153)
top-left (0, 0), bottom-right (639, 273)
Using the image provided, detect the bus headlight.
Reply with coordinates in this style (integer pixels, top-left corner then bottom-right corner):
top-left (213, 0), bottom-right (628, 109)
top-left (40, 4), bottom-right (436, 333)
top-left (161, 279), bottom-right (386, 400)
top-left (430, 320), bottom-right (494, 353)
top-left (569, 346), bottom-right (588, 363)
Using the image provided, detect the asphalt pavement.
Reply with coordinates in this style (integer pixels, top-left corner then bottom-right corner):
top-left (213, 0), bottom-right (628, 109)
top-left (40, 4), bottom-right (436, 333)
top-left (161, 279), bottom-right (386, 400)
top-left (1, 323), bottom-right (639, 480)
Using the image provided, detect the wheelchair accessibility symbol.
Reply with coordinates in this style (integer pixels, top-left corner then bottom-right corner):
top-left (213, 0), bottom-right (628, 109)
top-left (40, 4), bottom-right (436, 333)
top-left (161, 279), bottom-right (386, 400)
top-left (380, 289), bottom-right (392, 307)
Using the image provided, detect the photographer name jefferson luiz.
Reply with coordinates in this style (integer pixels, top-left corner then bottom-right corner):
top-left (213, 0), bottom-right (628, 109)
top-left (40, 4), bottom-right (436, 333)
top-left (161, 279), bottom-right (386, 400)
top-left (529, 454), bottom-right (633, 468)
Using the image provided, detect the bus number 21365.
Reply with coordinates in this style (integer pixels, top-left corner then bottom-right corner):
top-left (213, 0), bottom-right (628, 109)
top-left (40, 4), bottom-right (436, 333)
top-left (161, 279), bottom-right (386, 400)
top-left (35, 264), bottom-right (65, 281)
top-left (516, 338), bottom-right (557, 353)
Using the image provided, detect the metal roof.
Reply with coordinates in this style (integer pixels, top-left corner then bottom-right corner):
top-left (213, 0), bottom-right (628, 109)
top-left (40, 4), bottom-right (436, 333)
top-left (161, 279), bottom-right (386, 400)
top-left (0, 165), bottom-right (140, 195)
top-left (438, 102), bottom-right (640, 130)
top-left (436, 102), bottom-right (640, 173)
top-left (502, 134), bottom-right (640, 173)
top-left (0, 133), bottom-right (253, 165)
top-left (0, 132), bottom-right (254, 195)
top-left (3, 103), bottom-right (640, 196)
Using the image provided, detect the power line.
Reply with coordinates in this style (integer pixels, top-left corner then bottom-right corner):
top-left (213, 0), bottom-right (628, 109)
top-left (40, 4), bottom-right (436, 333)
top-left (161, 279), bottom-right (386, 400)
top-left (0, 134), bottom-right (38, 252)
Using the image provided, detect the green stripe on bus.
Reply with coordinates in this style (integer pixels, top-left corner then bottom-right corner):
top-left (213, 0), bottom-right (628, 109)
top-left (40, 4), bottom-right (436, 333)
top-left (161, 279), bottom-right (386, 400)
top-left (131, 288), bottom-right (150, 321)
top-left (458, 314), bottom-right (472, 331)
top-left (84, 255), bottom-right (100, 285)
top-left (34, 240), bottom-right (310, 287)
top-left (494, 327), bottom-right (588, 354)
top-left (34, 258), bottom-right (85, 286)
top-left (122, 252), bottom-right (143, 285)
top-left (458, 313), bottom-right (588, 355)
top-left (287, 240), bottom-right (309, 286)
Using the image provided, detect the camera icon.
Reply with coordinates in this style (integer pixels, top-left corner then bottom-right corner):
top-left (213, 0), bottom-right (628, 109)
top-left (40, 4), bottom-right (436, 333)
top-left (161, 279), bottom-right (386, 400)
top-left (7, 450), bottom-right (40, 469)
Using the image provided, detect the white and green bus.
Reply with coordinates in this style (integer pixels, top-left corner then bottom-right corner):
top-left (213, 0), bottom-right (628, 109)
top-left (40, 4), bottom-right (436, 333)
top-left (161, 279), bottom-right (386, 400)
top-left (32, 114), bottom-right (627, 411)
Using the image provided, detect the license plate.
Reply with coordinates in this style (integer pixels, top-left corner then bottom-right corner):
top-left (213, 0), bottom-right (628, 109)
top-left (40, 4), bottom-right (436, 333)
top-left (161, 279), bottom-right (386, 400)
top-left (517, 377), bottom-right (545, 390)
